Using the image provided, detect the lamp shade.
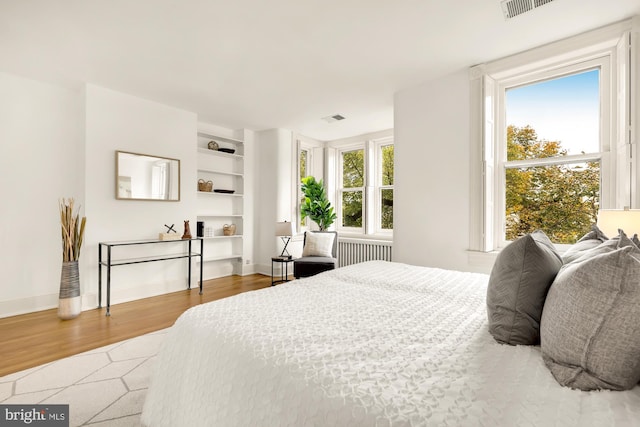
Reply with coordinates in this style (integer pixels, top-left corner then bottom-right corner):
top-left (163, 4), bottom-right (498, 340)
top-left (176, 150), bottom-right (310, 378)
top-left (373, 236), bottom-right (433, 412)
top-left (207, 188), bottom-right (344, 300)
top-left (596, 209), bottom-right (640, 238)
top-left (275, 221), bottom-right (294, 237)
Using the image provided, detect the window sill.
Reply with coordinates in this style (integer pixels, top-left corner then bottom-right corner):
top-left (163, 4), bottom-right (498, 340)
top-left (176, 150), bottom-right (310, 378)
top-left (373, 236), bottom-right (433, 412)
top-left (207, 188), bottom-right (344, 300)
top-left (466, 250), bottom-right (499, 270)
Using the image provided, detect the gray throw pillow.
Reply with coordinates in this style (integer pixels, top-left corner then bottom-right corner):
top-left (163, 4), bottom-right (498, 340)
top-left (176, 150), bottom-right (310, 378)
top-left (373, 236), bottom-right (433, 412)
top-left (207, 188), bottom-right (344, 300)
top-left (566, 229), bottom-right (635, 266)
top-left (486, 230), bottom-right (563, 345)
top-left (561, 224), bottom-right (608, 264)
top-left (541, 245), bottom-right (640, 391)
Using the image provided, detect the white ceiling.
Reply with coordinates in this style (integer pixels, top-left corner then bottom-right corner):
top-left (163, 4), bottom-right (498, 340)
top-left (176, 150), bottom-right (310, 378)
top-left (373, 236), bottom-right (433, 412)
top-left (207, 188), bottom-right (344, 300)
top-left (1, 0), bottom-right (638, 141)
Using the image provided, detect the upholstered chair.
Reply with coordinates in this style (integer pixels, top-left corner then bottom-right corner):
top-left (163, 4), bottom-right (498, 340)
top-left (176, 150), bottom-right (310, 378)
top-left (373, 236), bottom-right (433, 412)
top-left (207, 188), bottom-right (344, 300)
top-left (293, 231), bottom-right (338, 278)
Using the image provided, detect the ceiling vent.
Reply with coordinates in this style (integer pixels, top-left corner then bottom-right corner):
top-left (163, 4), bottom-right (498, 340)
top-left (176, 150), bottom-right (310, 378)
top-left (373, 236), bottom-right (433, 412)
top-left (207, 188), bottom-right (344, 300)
top-left (501, 0), bottom-right (555, 20)
top-left (322, 114), bottom-right (346, 123)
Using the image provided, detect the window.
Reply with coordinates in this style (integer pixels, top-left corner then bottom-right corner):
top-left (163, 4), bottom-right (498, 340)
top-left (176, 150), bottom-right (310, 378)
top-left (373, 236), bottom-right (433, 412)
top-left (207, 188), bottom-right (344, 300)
top-left (470, 23), bottom-right (635, 253)
top-left (501, 68), bottom-right (603, 245)
top-left (298, 146), bottom-right (310, 229)
top-left (295, 140), bottom-right (313, 230)
top-left (338, 147), bottom-right (365, 230)
top-left (334, 135), bottom-right (394, 236)
top-left (377, 141), bottom-right (394, 232)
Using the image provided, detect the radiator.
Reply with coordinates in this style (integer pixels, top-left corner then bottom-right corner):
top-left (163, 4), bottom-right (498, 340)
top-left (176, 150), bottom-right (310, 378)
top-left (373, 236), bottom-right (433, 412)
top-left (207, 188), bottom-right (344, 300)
top-left (338, 238), bottom-right (393, 267)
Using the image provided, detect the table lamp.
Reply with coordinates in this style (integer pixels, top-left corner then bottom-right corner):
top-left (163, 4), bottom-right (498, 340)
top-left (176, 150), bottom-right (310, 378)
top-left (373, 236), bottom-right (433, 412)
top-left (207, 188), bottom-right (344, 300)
top-left (275, 221), bottom-right (294, 258)
top-left (596, 208), bottom-right (640, 238)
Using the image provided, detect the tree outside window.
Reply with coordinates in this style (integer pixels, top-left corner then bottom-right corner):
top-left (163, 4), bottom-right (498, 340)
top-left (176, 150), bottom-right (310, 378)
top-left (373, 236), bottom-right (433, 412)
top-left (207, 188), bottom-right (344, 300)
top-left (502, 69), bottom-right (601, 244)
top-left (299, 149), bottom-right (308, 229)
top-left (341, 149), bottom-right (364, 228)
top-left (504, 125), bottom-right (599, 243)
top-left (380, 144), bottom-right (394, 230)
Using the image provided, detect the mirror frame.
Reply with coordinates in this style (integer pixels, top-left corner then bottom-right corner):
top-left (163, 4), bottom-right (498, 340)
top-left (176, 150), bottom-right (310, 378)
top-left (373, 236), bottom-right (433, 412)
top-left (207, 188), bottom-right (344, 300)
top-left (115, 150), bottom-right (181, 201)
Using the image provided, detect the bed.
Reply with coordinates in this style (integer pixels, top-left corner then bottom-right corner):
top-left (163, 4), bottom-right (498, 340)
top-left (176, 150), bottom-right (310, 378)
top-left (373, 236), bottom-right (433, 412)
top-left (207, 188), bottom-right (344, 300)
top-left (141, 260), bottom-right (640, 426)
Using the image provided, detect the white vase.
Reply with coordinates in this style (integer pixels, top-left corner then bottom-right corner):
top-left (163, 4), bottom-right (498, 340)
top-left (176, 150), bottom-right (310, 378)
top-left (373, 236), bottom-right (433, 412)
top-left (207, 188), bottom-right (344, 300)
top-left (58, 261), bottom-right (81, 320)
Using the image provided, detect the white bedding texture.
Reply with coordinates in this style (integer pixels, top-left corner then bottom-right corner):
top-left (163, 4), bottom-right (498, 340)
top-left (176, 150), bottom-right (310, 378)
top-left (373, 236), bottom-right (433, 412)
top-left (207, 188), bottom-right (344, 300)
top-left (141, 261), bottom-right (640, 426)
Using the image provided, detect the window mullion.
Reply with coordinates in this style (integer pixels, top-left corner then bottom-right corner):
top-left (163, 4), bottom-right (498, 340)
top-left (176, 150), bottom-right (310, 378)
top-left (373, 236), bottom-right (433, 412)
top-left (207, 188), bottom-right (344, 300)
top-left (504, 153), bottom-right (602, 169)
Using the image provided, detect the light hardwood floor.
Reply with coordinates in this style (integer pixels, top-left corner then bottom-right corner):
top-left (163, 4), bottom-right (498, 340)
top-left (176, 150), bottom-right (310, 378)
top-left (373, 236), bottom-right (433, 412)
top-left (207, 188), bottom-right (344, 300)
top-left (0, 274), bottom-right (274, 377)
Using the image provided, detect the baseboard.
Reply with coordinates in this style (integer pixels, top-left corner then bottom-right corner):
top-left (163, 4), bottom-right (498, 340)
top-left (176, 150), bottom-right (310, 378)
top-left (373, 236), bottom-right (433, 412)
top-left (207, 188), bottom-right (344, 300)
top-left (0, 279), bottom-right (189, 319)
top-left (0, 294), bottom-right (59, 318)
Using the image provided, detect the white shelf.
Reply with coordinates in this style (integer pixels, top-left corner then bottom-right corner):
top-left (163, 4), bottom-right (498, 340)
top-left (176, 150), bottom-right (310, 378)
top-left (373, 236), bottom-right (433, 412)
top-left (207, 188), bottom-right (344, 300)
top-left (198, 254), bottom-right (243, 263)
top-left (197, 132), bottom-right (244, 145)
top-left (198, 148), bottom-right (243, 159)
top-left (197, 191), bottom-right (243, 197)
top-left (197, 127), bottom-right (245, 276)
top-left (197, 168), bottom-right (243, 177)
top-left (197, 214), bottom-right (243, 218)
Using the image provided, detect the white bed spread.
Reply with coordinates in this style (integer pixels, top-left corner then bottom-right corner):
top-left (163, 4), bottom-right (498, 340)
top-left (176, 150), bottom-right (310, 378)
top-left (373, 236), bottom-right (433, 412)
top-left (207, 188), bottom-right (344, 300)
top-left (141, 261), bottom-right (640, 426)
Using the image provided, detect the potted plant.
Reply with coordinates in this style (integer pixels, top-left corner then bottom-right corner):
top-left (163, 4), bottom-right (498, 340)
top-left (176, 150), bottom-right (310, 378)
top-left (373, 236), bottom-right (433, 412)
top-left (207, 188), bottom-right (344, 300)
top-left (58, 198), bottom-right (86, 320)
top-left (300, 176), bottom-right (337, 230)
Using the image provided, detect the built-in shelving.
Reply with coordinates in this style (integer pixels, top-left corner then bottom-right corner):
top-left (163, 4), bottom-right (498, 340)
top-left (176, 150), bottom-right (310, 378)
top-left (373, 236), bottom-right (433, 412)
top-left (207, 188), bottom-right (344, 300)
top-left (196, 128), bottom-right (245, 276)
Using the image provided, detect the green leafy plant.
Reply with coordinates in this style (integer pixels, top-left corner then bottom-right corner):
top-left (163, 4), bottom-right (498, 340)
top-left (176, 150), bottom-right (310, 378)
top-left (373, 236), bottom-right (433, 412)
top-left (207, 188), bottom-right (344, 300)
top-left (301, 176), bottom-right (336, 231)
top-left (60, 198), bottom-right (87, 262)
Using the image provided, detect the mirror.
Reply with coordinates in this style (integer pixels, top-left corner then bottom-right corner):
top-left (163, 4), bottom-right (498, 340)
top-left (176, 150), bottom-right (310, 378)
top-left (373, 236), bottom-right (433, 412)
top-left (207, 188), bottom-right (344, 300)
top-left (116, 151), bottom-right (180, 201)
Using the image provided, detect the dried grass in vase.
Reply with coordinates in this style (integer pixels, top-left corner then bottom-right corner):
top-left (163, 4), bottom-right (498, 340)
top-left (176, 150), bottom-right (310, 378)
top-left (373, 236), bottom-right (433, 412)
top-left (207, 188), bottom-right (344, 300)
top-left (59, 198), bottom-right (86, 262)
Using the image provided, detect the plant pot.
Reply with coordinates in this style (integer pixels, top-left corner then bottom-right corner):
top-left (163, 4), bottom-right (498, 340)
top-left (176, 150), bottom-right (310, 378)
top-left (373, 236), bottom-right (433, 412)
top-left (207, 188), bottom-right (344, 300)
top-left (58, 260), bottom-right (81, 320)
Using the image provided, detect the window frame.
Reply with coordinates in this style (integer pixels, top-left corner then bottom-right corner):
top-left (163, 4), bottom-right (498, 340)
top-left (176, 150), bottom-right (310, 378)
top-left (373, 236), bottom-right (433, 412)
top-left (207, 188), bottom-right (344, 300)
top-left (469, 22), bottom-right (634, 255)
top-left (336, 143), bottom-right (366, 234)
top-left (374, 137), bottom-right (394, 235)
top-left (331, 135), bottom-right (394, 238)
top-left (493, 58), bottom-right (612, 249)
top-left (296, 138), bottom-right (317, 232)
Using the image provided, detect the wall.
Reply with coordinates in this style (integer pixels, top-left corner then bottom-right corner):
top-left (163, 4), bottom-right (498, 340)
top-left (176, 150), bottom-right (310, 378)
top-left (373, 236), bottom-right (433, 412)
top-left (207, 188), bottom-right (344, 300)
top-left (393, 20), bottom-right (640, 275)
top-left (83, 85), bottom-right (198, 309)
top-left (0, 72), bottom-right (85, 317)
top-left (254, 128), bottom-right (300, 274)
top-left (393, 70), bottom-right (477, 272)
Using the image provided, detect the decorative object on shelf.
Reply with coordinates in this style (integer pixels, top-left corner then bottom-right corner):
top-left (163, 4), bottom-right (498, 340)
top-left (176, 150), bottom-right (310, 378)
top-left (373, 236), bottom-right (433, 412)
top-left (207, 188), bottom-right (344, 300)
top-left (198, 179), bottom-right (213, 192)
top-left (301, 176), bottom-right (337, 231)
top-left (213, 189), bottom-right (235, 194)
top-left (159, 233), bottom-right (181, 241)
top-left (223, 224), bottom-right (237, 236)
top-left (197, 221), bottom-right (204, 238)
top-left (207, 140), bottom-right (219, 150)
top-left (204, 226), bottom-right (214, 238)
top-left (275, 221), bottom-right (294, 258)
top-left (58, 198), bottom-right (86, 320)
top-left (182, 220), bottom-right (192, 239)
top-left (218, 148), bottom-right (236, 154)
top-left (159, 223), bottom-right (180, 240)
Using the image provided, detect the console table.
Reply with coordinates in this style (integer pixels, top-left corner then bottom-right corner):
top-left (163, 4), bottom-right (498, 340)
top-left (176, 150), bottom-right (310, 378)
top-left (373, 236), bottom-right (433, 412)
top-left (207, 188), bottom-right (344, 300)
top-left (98, 238), bottom-right (203, 316)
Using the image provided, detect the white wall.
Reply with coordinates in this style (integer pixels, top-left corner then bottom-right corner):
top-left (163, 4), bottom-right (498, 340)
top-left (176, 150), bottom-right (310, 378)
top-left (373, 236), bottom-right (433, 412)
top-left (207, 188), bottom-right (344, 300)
top-left (254, 129), bottom-right (295, 274)
top-left (393, 70), bottom-right (477, 272)
top-left (0, 72), bottom-right (85, 317)
top-left (83, 85), bottom-right (198, 309)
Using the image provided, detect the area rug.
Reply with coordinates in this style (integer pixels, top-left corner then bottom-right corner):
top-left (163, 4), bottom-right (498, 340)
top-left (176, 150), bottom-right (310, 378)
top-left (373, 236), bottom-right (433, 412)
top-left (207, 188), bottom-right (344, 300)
top-left (0, 328), bottom-right (169, 427)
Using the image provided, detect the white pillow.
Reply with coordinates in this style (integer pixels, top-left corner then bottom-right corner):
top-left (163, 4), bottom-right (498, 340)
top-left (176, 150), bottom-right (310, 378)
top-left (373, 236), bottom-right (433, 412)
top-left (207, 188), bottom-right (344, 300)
top-left (302, 232), bottom-right (335, 257)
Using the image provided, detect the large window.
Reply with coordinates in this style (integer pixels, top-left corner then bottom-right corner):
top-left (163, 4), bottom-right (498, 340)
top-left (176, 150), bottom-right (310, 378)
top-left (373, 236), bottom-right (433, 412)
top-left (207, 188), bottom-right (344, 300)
top-left (335, 136), bottom-right (394, 236)
top-left (502, 69), bottom-right (602, 244)
top-left (471, 25), bottom-right (636, 253)
top-left (339, 148), bottom-right (365, 229)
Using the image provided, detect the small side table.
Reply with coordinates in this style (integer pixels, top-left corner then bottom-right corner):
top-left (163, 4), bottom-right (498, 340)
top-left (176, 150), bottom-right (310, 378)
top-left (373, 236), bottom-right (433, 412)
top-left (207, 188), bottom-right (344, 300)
top-left (271, 256), bottom-right (295, 286)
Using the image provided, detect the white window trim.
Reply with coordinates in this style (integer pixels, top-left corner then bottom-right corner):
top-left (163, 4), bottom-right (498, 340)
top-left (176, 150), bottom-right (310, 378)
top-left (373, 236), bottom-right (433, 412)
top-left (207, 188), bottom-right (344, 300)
top-left (494, 57), bottom-right (612, 249)
top-left (295, 136), bottom-right (323, 233)
top-left (469, 18), bottom-right (636, 255)
top-left (327, 129), bottom-right (394, 238)
top-left (336, 142), bottom-right (367, 235)
top-left (374, 137), bottom-right (394, 236)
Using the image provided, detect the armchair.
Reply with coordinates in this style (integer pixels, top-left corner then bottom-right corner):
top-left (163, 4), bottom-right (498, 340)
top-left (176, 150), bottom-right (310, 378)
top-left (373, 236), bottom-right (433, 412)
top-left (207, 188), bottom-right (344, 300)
top-left (293, 231), bottom-right (338, 279)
